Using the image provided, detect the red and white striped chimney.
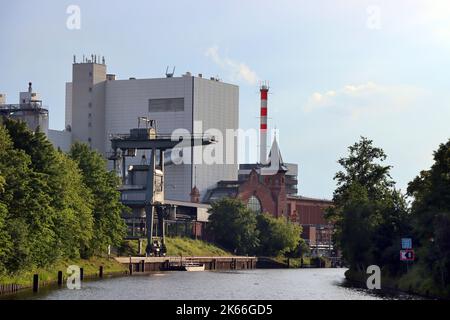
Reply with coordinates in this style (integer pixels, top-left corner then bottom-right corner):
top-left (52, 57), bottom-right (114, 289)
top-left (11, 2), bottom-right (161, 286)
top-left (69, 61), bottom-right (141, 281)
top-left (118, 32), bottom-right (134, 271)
top-left (260, 83), bottom-right (269, 164)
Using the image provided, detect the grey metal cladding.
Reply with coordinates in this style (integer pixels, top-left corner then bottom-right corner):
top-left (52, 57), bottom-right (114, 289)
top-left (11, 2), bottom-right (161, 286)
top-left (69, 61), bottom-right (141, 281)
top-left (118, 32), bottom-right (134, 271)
top-left (149, 98), bottom-right (184, 112)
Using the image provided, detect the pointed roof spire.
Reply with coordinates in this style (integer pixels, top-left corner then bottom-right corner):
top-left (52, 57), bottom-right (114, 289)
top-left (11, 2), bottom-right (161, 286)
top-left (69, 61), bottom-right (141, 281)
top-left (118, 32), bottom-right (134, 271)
top-left (267, 136), bottom-right (287, 171)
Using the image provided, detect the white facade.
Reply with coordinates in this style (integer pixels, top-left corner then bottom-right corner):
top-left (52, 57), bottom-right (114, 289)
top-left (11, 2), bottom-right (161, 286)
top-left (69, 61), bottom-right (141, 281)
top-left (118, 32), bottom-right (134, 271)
top-left (0, 83), bottom-right (50, 135)
top-left (65, 82), bottom-right (72, 131)
top-left (48, 129), bottom-right (72, 152)
top-left (66, 62), bottom-right (239, 202)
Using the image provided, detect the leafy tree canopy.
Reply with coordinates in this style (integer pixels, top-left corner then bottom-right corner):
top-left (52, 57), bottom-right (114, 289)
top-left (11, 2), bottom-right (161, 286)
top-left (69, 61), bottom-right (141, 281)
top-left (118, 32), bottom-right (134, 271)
top-left (207, 198), bottom-right (260, 255)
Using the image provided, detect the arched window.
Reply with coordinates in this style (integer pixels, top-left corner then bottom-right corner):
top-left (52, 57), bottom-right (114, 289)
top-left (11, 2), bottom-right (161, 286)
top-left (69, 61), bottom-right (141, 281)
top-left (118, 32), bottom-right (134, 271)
top-left (247, 196), bottom-right (262, 214)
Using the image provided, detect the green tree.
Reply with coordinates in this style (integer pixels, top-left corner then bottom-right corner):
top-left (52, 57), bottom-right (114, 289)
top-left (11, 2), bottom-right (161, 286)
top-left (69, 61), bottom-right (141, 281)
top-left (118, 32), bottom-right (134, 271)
top-left (2, 118), bottom-right (56, 175)
top-left (0, 123), bottom-right (56, 270)
top-left (1, 119), bottom-right (80, 267)
top-left (408, 139), bottom-right (450, 290)
top-left (256, 213), bottom-right (301, 256)
top-left (330, 136), bottom-right (394, 208)
top-left (207, 198), bottom-right (259, 255)
top-left (327, 137), bottom-right (410, 274)
top-left (51, 152), bottom-right (94, 258)
top-left (0, 174), bottom-right (12, 273)
top-left (69, 142), bottom-right (126, 256)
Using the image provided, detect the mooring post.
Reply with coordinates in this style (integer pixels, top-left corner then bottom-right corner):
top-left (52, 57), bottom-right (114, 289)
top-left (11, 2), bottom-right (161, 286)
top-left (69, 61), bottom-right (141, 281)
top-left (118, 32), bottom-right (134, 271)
top-left (138, 239), bottom-right (142, 255)
top-left (99, 266), bottom-right (103, 278)
top-left (80, 267), bottom-right (84, 281)
top-left (57, 271), bottom-right (63, 286)
top-left (32, 274), bottom-right (39, 292)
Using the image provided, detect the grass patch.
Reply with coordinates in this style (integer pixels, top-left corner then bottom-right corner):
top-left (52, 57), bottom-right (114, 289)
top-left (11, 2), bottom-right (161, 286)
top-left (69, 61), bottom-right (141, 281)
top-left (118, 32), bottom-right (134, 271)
top-left (165, 237), bottom-right (232, 256)
top-left (0, 257), bottom-right (127, 287)
top-left (273, 256), bottom-right (312, 268)
top-left (119, 237), bottom-right (232, 257)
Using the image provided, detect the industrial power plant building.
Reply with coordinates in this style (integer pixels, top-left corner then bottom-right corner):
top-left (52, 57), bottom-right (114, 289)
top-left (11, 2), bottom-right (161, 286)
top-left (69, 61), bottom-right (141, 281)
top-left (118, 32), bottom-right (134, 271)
top-left (0, 83), bottom-right (49, 135)
top-left (62, 56), bottom-right (239, 202)
top-left (0, 56), bottom-right (334, 255)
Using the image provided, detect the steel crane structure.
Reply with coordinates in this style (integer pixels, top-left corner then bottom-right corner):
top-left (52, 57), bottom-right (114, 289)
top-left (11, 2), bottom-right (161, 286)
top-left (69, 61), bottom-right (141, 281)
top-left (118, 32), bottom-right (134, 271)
top-left (109, 117), bottom-right (215, 256)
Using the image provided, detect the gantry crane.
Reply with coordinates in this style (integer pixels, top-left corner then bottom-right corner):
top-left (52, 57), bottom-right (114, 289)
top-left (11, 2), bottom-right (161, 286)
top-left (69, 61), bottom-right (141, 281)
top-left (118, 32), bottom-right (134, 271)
top-left (109, 117), bottom-right (215, 256)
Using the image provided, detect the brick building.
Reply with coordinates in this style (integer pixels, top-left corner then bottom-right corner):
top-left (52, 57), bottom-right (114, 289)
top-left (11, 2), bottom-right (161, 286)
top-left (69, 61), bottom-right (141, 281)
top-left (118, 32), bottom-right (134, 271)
top-left (204, 138), bottom-right (334, 255)
top-left (287, 196), bottom-right (333, 255)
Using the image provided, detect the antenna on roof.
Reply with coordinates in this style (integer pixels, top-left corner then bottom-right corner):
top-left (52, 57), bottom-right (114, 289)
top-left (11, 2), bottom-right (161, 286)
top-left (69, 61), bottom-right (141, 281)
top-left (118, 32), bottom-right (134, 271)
top-left (165, 66), bottom-right (175, 78)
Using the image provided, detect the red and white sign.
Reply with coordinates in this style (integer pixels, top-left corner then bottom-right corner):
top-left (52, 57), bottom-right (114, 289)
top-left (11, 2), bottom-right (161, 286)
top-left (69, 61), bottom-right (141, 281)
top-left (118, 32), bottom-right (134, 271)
top-left (400, 249), bottom-right (415, 261)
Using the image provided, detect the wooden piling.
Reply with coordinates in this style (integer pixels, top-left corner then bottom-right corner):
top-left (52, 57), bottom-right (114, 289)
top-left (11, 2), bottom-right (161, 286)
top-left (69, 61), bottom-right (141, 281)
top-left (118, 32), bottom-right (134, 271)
top-left (57, 271), bottom-right (63, 286)
top-left (80, 268), bottom-right (84, 281)
top-left (99, 266), bottom-right (103, 278)
top-left (129, 263), bottom-right (133, 275)
top-left (141, 260), bottom-right (145, 272)
top-left (33, 274), bottom-right (39, 293)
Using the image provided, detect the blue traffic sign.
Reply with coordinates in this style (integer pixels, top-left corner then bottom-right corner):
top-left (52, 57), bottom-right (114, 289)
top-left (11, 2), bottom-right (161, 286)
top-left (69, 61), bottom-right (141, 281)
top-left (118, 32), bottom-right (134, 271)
top-left (401, 238), bottom-right (412, 249)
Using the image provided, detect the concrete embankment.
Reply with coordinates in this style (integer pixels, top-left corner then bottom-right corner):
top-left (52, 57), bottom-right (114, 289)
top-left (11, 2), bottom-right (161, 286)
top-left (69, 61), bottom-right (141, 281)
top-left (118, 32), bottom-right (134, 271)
top-left (0, 258), bottom-right (127, 296)
top-left (115, 256), bottom-right (257, 272)
top-left (1, 256), bottom-right (257, 296)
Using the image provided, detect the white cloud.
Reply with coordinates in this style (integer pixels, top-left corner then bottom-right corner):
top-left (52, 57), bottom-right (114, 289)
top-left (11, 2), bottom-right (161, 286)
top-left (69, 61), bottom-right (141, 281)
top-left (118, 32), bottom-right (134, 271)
top-left (421, 2), bottom-right (450, 46)
top-left (382, 1), bottom-right (450, 48)
top-left (205, 46), bottom-right (259, 85)
top-left (304, 82), bottom-right (426, 119)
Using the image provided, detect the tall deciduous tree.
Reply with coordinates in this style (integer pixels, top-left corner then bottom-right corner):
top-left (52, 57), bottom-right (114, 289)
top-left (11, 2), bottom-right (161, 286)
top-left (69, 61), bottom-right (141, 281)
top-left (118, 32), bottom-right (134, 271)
top-left (0, 122), bottom-right (56, 270)
top-left (0, 174), bottom-right (11, 273)
top-left (327, 137), bottom-right (410, 273)
top-left (408, 139), bottom-right (450, 290)
top-left (207, 198), bottom-right (259, 255)
top-left (69, 142), bottom-right (126, 257)
top-left (256, 213), bottom-right (301, 257)
top-left (51, 152), bottom-right (94, 259)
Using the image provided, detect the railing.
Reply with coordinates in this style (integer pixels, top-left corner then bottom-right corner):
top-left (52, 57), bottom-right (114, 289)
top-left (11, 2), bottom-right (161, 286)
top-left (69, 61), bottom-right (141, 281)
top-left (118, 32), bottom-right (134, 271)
top-left (0, 102), bottom-right (46, 110)
top-left (121, 191), bottom-right (146, 201)
top-left (109, 133), bottom-right (216, 141)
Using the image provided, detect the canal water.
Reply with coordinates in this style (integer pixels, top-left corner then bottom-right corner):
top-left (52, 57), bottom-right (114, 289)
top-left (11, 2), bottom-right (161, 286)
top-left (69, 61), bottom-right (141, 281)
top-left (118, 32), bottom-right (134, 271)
top-left (4, 268), bottom-right (421, 300)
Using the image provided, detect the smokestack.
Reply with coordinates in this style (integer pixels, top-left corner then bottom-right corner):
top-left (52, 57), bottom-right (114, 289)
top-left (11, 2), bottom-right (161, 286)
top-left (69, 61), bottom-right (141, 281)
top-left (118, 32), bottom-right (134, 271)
top-left (260, 83), bottom-right (269, 164)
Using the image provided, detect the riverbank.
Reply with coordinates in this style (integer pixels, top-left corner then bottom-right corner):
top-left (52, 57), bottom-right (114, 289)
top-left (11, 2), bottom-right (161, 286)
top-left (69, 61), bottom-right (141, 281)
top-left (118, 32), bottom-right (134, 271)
top-left (271, 256), bottom-right (335, 268)
top-left (119, 237), bottom-right (232, 257)
top-left (116, 255), bottom-right (257, 272)
top-left (344, 267), bottom-right (448, 300)
top-left (0, 238), bottom-right (234, 296)
top-left (8, 268), bottom-right (411, 300)
top-left (0, 257), bottom-right (127, 295)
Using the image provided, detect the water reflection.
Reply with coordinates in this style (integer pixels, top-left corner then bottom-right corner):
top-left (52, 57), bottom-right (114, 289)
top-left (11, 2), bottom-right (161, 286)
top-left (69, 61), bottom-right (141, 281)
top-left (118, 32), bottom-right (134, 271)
top-left (2, 268), bottom-right (422, 300)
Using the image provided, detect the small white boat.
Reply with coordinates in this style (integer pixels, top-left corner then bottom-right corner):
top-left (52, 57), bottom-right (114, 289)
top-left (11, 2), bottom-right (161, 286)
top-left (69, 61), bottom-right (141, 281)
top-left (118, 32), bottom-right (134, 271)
top-left (182, 261), bottom-right (205, 272)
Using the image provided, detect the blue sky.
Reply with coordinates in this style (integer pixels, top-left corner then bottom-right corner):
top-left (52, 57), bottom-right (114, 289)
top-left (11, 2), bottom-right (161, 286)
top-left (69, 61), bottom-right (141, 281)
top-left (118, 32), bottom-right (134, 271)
top-left (1, 0), bottom-right (449, 199)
